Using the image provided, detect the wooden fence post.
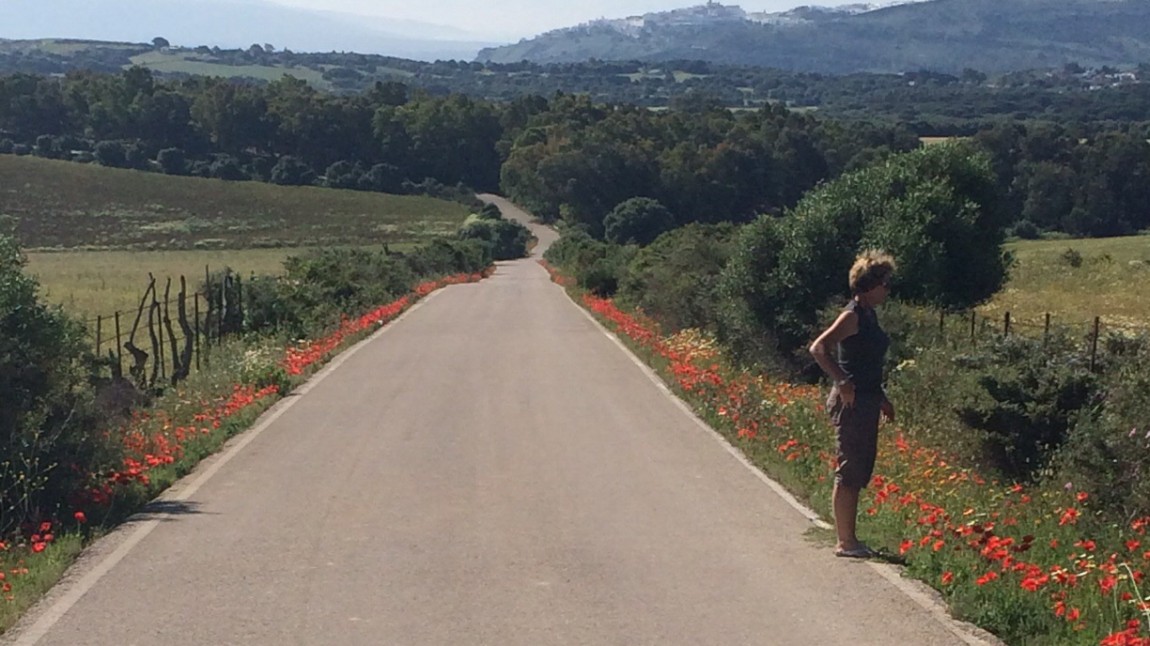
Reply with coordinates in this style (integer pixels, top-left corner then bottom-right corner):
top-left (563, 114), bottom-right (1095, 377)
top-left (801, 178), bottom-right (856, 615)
top-left (194, 292), bottom-right (202, 370)
top-left (1004, 311), bottom-right (1011, 337)
top-left (114, 311), bottom-right (123, 378)
top-left (1043, 313), bottom-right (1051, 347)
top-left (1090, 316), bottom-right (1101, 372)
top-left (95, 315), bottom-right (103, 358)
top-left (970, 310), bottom-right (976, 344)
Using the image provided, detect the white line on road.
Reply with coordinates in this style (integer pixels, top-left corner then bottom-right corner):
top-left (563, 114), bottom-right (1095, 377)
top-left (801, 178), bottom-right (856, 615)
top-left (6, 291), bottom-right (444, 646)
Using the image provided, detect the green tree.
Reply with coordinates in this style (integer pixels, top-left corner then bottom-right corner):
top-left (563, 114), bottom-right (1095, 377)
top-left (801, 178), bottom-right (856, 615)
top-left (603, 197), bottom-right (676, 246)
top-left (718, 143), bottom-right (1009, 370)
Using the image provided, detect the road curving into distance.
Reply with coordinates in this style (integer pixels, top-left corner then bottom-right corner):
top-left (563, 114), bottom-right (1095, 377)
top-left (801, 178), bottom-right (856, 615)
top-left (4, 196), bottom-right (998, 646)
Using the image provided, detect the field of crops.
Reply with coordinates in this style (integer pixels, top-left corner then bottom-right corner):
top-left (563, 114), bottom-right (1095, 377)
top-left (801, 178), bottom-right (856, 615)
top-left (0, 156), bottom-right (470, 251)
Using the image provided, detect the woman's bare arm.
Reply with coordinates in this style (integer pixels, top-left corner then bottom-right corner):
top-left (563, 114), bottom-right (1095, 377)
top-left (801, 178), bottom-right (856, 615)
top-left (809, 310), bottom-right (859, 403)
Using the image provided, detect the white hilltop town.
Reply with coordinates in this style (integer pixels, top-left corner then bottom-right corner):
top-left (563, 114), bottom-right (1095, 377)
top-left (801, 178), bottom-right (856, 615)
top-left (569, 1), bottom-right (914, 36)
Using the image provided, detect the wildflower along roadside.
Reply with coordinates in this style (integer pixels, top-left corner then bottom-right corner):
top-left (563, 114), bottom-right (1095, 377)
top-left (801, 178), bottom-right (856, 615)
top-left (0, 271), bottom-right (485, 632)
top-left (540, 260), bottom-right (1150, 646)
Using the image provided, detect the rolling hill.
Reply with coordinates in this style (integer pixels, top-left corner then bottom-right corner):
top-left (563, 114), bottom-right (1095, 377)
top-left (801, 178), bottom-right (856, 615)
top-left (476, 0), bottom-right (1150, 74)
top-left (0, 0), bottom-right (499, 62)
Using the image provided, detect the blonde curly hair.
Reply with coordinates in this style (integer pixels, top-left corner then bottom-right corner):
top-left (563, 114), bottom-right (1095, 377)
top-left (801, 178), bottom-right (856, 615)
top-left (849, 250), bottom-right (897, 295)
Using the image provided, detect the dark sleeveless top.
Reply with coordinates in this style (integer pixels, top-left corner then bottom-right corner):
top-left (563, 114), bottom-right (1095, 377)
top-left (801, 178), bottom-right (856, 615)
top-left (837, 300), bottom-right (889, 394)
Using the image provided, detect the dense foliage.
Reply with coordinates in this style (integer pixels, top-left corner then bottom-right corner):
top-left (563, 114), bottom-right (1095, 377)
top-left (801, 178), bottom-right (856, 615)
top-left (0, 234), bottom-right (106, 534)
top-left (616, 223), bottom-right (738, 332)
top-left (500, 96), bottom-right (920, 231)
top-left (716, 143), bottom-right (1009, 370)
top-left (243, 239), bottom-right (492, 339)
top-left (1, 66), bottom-right (1148, 240)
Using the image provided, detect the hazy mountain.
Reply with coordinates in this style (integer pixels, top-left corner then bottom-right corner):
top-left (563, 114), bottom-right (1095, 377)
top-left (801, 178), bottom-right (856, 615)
top-left (477, 0), bottom-right (1150, 74)
top-left (0, 0), bottom-right (503, 61)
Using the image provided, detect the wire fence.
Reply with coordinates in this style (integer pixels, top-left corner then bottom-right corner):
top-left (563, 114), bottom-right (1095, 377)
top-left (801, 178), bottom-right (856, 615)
top-left (914, 307), bottom-right (1149, 371)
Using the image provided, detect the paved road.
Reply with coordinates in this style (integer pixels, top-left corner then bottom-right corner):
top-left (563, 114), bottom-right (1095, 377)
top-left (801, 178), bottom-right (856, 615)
top-left (6, 197), bottom-right (993, 645)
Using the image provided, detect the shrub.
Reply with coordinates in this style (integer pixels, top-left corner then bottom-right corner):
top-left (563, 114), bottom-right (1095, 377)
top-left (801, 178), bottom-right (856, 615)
top-left (1055, 349), bottom-right (1150, 518)
top-left (577, 250), bottom-right (635, 297)
top-left (34, 135), bottom-right (57, 158)
top-left (0, 138), bottom-right (13, 154)
top-left (210, 156), bottom-right (248, 181)
top-left (1060, 247), bottom-right (1083, 268)
top-left (325, 160), bottom-right (361, 190)
top-left (189, 160), bottom-right (213, 178)
top-left (1009, 219), bottom-right (1041, 240)
top-left (93, 141), bottom-right (126, 167)
top-left (717, 143), bottom-right (1008, 371)
top-left (617, 223), bottom-right (737, 332)
top-left (0, 235), bottom-right (110, 533)
top-left (242, 274), bottom-right (307, 338)
top-left (249, 155), bottom-right (275, 182)
top-left (542, 227), bottom-right (636, 296)
top-left (281, 248), bottom-right (415, 328)
top-left (400, 238), bottom-right (491, 277)
top-left (157, 148), bottom-right (187, 175)
top-left (478, 203), bottom-right (503, 221)
top-left (245, 238), bottom-right (491, 338)
top-left (950, 334), bottom-right (1097, 482)
top-left (270, 155), bottom-right (316, 186)
top-left (124, 142), bottom-right (149, 170)
top-left (457, 216), bottom-right (532, 261)
top-left (543, 227), bottom-right (607, 274)
top-left (359, 163), bottom-right (404, 193)
top-left (603, 197), bottom-right (676, 246)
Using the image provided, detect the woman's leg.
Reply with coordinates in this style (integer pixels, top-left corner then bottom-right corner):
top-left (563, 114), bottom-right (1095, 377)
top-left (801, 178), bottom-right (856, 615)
top-left (833, 482), bottom-right (861, 549)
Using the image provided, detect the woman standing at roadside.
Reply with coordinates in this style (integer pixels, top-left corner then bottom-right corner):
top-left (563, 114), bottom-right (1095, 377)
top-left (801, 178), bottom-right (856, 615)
top-left (809, 250), bottom-right (897, 558)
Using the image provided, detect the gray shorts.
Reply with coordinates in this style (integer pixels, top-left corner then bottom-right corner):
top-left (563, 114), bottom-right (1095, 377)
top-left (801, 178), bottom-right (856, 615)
top-left (827, 388), bottom-right (882, 489)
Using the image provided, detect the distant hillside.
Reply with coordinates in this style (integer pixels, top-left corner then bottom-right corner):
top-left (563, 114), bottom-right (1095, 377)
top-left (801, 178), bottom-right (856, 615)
top-left (0, 0), bottom-right (498, 62)
top-left (477, 0), bottom-right (1150, 74)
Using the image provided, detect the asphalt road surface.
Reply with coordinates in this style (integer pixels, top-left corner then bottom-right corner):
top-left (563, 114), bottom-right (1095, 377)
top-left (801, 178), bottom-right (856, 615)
top-left (5, 197), bottom-right (996, 646)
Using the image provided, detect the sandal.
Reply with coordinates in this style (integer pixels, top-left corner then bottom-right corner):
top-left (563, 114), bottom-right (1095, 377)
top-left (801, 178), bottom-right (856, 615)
top-left (834, 543), bottom-right (874, 559)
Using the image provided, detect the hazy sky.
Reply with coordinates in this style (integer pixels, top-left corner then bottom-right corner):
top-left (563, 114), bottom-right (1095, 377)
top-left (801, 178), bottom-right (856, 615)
top-left (268, 0), bottom-right (869, 41)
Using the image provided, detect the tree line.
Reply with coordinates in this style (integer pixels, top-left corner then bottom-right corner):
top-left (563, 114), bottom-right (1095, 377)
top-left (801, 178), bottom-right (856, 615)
top-left (4, 42), bottom-right (1150, 131)
top-left (0, 67), bottom-right (1148, 239)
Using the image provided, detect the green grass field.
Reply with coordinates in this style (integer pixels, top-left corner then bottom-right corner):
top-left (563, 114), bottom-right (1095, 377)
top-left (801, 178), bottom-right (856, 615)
top-left (128, 51), bottom-right (333, 88)
top-left (1, 156), bottom-right (471, 251)
top-left (981, 234), bottom-right (1150, 331)
top-left (25, 249), bottom-right (296, 320)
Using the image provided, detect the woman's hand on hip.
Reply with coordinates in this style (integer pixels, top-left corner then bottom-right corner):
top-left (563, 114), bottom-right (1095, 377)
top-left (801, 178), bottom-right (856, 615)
top-left (880, 397), bottom-right (896, 423)
top-left (838, 381), bottom-right (856, 408)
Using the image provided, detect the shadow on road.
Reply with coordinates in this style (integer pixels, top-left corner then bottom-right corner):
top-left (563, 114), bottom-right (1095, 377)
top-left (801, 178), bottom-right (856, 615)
top-left (131, 500), bottom-right (208, 522)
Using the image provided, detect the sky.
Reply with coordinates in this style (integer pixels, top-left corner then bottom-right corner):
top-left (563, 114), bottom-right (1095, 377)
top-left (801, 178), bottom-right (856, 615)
top-left (266, 0), bottom-right (870, 41)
